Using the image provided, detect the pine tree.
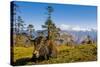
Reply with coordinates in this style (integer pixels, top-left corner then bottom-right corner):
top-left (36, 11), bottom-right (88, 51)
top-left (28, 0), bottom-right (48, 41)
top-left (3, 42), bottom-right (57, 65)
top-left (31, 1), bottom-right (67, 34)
top-left (16, 16), bottom-right (25, 34)
top-left (27, 24), bottom-right (34, 38)
top-left (42, 6), bottom-right (60, 40)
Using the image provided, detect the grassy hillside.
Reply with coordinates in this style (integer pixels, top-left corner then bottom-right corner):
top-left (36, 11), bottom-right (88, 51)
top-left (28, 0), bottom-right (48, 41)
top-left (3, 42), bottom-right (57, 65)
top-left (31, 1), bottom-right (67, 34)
top-left (13, 44), bottom-right (97, 65)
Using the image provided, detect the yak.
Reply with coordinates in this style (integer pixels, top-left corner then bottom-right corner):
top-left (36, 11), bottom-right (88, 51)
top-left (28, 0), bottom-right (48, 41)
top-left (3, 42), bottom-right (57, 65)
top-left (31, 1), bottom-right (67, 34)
top-left (31, 36), bottom-right (58, 62)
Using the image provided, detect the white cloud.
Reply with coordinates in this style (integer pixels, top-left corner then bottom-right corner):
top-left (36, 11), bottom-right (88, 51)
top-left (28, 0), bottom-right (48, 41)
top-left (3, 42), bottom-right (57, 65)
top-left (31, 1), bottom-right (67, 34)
top-left (60, 24), bottom-right (72, 30)
top-left (59, 24), bottom-right (96, 31)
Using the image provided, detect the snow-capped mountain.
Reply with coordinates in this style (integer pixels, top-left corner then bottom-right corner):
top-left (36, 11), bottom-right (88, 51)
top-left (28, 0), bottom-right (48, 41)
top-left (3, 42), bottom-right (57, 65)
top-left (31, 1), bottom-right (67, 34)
top-left (24, 27), bottom-right (97, 44)
top-left (60, 29), bottom-right (97, 44)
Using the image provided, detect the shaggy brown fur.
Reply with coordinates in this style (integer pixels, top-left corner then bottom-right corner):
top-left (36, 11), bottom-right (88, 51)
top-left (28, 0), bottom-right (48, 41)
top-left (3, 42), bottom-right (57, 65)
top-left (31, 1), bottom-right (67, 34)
top-left (46, 40), bottom-right (58, 58)
top-left (31, 36), bottom-right (58, 61)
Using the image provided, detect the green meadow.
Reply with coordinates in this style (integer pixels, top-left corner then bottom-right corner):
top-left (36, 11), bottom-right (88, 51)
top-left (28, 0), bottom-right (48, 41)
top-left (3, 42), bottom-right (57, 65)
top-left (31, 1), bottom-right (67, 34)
top-left (13, 44), bottom-right (97, 65)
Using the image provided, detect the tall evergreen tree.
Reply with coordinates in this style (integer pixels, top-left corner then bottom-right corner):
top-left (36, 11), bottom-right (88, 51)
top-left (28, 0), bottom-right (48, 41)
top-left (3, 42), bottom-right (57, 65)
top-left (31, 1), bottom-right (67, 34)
top-left (16, 16), bottom-right (25, 34)
top-left (12, 2), bottom-right (20, 34)
top-left (42, 6), bottom-right (60, 40)
top-left (27, 24), bottom-right (34, 38)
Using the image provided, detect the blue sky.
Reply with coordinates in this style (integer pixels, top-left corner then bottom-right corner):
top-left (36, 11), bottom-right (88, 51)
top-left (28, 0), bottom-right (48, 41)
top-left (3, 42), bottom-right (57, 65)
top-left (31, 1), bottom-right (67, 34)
top-left (14, 1), bottom-right (97, 31)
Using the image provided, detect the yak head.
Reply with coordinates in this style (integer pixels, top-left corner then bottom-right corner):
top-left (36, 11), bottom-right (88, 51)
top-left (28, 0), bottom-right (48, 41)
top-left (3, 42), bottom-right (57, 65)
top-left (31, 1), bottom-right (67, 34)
top-left (33, 36), bottom-right (47, 58)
